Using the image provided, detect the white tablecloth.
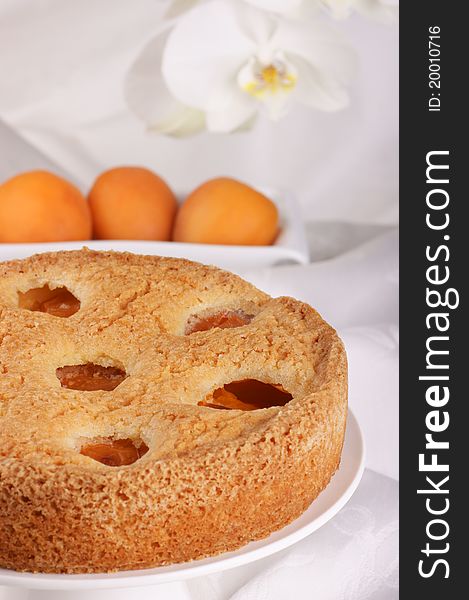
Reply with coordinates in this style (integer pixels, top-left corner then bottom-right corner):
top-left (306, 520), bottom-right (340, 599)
top-left (185, 469), bottom-right (398, 600)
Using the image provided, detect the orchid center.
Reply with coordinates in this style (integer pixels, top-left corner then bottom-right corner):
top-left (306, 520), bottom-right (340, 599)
top-left (237, 54), bottom-right (298, 120)
top-left (238, 55), bottom-right (297, 100)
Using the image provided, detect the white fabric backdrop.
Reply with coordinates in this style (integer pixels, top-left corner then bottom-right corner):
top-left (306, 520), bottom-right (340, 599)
top-left (0, 0), bottom-right (398, 225)
top-left (0, 2), bottom-right (398, 597)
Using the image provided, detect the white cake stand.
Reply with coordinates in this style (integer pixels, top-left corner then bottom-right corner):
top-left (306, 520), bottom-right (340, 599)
top-left (0, 411), bottom-right (364, 600)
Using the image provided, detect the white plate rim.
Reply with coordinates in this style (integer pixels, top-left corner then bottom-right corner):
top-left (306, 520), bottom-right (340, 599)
top-left (0, 410), bottom-right (365, 590)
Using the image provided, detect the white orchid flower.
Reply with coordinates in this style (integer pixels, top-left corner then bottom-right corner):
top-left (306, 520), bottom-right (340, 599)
top-left (164, 0), bottom-right (398, 23)
top-left (126, 0), bottom-right (357, 136)
top-left (125, 29), bottom-right (206, 136)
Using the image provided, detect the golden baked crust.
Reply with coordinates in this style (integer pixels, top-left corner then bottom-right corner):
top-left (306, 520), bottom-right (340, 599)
top-left (0, 249), bottom-right (347, 573)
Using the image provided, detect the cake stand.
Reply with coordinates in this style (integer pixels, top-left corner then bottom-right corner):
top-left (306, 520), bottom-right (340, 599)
top-left (0, 411), bottom-right (364, 600)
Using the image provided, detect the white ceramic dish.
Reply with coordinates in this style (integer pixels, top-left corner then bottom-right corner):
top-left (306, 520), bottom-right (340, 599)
top-left (0, 411), bottom-right (364, 600)
top-left (0, 188), bottom-right (309, 273)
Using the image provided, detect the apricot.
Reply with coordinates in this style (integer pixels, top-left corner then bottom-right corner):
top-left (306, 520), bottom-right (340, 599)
top-left (173, 178), bottom-right (279, 245)
top-left (198, 380), bottom-right (293, 411)
top-left (185, 309), bottom-right (253, 334)
top-left (88, 166), bottom-right (177, 240)
top-left (81, 438), bottom-right (149, 466)
top-left (56, 364), bottom-right (127, 391)
top-left (0, 171), bottom-right (92, 243)
top-left (18, 285), bottom-right (80, 318)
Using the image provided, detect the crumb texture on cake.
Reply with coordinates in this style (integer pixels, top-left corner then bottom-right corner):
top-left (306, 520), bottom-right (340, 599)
top-left (0, 249), bottom-right (347, 573)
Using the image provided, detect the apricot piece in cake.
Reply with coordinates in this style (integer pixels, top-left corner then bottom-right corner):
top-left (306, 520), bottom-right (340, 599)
top-left (80, 438), bottom-right (148, 466)
top-left (56, 364), bottom-right (127, 391)
top-left (18, 285), bottom-right (80, 317)
top-left (185, 309), bottom-right (252, 334)
top-left (199, 379), bottom-right (293, 411)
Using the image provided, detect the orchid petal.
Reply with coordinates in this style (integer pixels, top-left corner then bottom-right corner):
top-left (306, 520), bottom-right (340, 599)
top-left (146, 106), bottom-right (206, 137)
top-left (260, 88), bottom-right (294, 120)
top-left (162, 1), bottom-right (255, 110)
top-left (124, 30), bottom-right (205, 136)
top-left (231, 2), bottom-right (277, 49)
top-left (205, 93), bottom-right (257, 132)
top-left (235, 111), bottom-right (259, 132)
top-left (271, 19), bottom-right (357, 86)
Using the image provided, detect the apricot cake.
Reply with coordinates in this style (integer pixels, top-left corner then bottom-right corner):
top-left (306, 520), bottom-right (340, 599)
top-left (0, 250), bottom-right (347, 573)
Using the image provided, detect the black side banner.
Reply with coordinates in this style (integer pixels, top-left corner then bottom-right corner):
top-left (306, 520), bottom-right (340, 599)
top-left (400, 2), bottom-right (465, 595)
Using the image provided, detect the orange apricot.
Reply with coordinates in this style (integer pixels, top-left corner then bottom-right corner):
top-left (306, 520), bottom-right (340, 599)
top-left (0, 170), bottom-right (92, 243)
top-left (80, 438), bottom-right (149, 466)
top-left (88, 166), bottom-right (177, 241)
top-left (185, 309), bottom-right (253, 334)
top-left (172, 178), bottom-right (279, 246)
